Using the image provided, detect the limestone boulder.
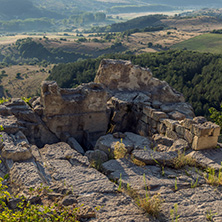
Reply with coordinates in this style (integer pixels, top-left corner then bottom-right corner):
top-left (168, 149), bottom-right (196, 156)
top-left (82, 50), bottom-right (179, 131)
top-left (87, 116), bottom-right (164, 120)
top-left (95, 133), bottom-right (134, 156)
top-left (1, 132), bottom-right (33, 161)
top-left (160, 102), bottom-right (195, 119)
top-left (85, 150), bottom-right (108, 164)
top-left (95, 59), bottom-right (185, 103)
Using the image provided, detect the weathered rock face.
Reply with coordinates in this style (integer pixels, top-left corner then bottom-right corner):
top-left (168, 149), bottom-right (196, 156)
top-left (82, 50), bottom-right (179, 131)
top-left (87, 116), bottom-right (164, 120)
top-left (0, 98), bottom-right (58, 147)
top-left (40, 81), bottom-right (109, 147)
top-left (95, 59), bottom-right (185, 103)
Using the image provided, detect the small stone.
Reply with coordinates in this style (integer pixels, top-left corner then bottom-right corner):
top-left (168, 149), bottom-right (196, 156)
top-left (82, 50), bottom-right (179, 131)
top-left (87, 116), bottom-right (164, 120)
top-left (67, 137), bottom-right (85, 155)
top-left (162, 119), bottom-right (178, 131)
top-left (47, 193), bottom-right (63, 201)
top-left (152, 134), bottom-right (174, 147)
top-left (170, 139), bottom-right (189, 152)
top-left (165, 128), bottom-right (178, 140)
top-left (8, 198), bottom-right (21, 209)
top-left (60, 195), bottom-right (77, 206)
top-left (157, 122), bottom-right (166, 134)
top-left (113, 132), bottom-right (126, 139)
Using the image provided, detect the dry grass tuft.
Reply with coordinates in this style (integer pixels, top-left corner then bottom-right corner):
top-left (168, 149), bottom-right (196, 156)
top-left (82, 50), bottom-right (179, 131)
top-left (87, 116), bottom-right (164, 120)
top-left (136, 193), bottom-right (163, 217)
top-left (172, 151), bottom-right (196, 169)
top-left (204, 167), bottom-right (222, 186)
top-left (114, 139), bottom-right (128, 159)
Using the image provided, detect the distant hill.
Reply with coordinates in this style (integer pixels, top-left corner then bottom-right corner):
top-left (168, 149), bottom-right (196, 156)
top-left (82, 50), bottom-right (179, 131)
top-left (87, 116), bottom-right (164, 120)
top-left (2, 0), bottom-right (222, 21)
top-left (31, 0), bottom-right (222, 15)
top-left (0, 0), bottom-right (63, 20)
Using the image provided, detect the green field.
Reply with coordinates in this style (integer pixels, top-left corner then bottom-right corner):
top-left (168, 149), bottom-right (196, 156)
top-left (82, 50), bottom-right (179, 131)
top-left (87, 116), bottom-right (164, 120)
top-left (171, 33), bottom-right (222, 54)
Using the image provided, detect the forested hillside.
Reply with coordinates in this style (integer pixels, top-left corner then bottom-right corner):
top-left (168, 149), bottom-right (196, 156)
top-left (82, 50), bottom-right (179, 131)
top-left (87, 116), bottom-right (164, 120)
top-left (48, 50), bottom-right (222, 117)
top-left (88, 14), bottom-right (167, 33)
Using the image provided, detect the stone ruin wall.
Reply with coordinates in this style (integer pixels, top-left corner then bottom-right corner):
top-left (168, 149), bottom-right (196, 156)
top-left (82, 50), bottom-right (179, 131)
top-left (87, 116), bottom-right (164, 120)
top-left (36, 59), bottom-right (220, 151)
top-left (40, 81), bottom-right (110, 148)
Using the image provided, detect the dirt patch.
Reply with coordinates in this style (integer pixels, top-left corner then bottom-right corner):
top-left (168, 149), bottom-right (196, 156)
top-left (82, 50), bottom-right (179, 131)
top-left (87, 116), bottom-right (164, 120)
top-left (0, 65), bottom-right (51, 98)
top-left (122, 30), bottom-right (200, 53)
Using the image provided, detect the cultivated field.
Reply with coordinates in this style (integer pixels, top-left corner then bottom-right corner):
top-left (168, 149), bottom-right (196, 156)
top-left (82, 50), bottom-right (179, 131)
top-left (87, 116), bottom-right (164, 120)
top-left (171, 33), bottom-right (222, 53)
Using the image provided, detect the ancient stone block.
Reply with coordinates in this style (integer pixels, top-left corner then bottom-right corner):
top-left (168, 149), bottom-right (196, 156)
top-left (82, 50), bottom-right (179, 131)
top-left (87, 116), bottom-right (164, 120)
top-left (143, 106), bottom-right (154, 117)
top-left (165, 128), bottom-right (178, 140)
top-left (184, 129), bottom-right (194, 144)
top-left (193, 116), bottom-right (207, 124)
top-left (95, 59), bottom-right (185, 103)
top-left (151, 111), bottom-right (168, 121)
top-left (157, 122), bottom-right (166, 134)
top-left (192, 122), bottom-right (220, 137)
top-left (175, 124), bottom-right (185, 136)
top-left (192, 136), bottom-right (218, 150)
top-left (162, 119), bottom-right (178, 131)
top-left (180, 118), bottom-right (195, 130)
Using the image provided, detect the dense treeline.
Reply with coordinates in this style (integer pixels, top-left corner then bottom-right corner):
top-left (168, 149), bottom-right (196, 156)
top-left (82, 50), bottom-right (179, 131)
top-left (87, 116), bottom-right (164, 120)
top-left (88, 15), bottom-right (167, 33)
top-left (48, 50), bottom-right (222, 117)
top-left (0, 18), bottom-right (54, 32)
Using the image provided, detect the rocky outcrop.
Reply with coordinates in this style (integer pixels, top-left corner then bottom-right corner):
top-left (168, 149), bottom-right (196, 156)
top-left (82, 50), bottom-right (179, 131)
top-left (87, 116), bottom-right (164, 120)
top-left (95, 59), bottom-right (185, 103)
top-left (0, 59), bottom-right (222, 221)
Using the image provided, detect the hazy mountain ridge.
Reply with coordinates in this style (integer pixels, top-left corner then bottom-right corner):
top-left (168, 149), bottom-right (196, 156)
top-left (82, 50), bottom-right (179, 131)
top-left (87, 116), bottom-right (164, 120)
top-left (0, 0), bottom-right (64, 20)
top-left (2, 0), bottom-right (222, 21)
